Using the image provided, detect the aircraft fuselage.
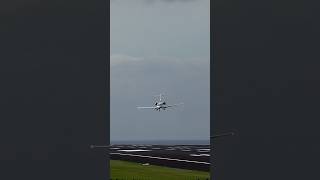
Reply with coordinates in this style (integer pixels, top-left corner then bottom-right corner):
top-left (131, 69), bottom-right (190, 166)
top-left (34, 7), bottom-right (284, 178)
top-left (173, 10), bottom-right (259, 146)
top-left (155, 101), bottom-right (167, 111)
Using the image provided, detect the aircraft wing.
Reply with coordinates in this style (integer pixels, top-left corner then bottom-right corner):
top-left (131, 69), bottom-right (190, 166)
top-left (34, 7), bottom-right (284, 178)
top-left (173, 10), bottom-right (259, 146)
top-left (166, 103), bottom-right (184, 107)
top-left (137, 106), bottom-right (156, 109)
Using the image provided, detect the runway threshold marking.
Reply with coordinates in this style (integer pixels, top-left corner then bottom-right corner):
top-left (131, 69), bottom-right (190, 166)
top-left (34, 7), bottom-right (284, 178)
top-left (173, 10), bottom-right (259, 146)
top-left (110, 153), bottom-right (210, 165)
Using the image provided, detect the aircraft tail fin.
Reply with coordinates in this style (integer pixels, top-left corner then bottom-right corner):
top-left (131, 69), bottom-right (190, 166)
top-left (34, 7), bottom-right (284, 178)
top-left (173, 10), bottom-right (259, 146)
top-left (154, 93), bottom-right (165, 102)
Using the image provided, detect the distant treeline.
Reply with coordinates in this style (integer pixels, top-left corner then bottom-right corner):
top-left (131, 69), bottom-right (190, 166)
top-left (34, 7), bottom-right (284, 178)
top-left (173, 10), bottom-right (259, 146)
top-left (110, 140), bottom-right (210, 145)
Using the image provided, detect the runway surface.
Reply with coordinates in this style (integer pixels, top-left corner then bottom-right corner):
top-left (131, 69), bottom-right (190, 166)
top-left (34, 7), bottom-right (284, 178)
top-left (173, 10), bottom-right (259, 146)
top-left (110, 144), bottom-right (210, 171)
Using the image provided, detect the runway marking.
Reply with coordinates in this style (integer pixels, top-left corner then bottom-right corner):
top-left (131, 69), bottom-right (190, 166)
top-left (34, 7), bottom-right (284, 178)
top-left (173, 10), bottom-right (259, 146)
top-left (190, 154), bottom-right (210, 157)
top-left (197, 149), bottom-right (210, 152)
top-left (110, 153), bottom-right (210, 165)
top-left (118, 149), bottom-right (151, 152)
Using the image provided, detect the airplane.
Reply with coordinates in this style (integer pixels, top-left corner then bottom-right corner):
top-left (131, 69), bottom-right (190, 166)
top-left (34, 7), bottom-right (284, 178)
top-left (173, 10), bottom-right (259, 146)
top-left (137, 94), bottom-right (183, 111)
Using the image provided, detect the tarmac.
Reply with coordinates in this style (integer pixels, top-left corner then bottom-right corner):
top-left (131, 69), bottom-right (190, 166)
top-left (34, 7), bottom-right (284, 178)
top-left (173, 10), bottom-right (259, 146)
top-left (110, 144), bottom-right (210, 171)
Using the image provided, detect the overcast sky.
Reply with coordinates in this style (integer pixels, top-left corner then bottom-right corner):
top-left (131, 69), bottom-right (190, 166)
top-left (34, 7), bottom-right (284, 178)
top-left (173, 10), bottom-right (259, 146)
top-left (111, 0), bottom-right (210, 141)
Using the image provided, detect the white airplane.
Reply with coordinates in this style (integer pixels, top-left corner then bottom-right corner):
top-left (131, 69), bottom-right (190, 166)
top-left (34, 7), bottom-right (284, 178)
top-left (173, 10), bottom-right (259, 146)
top-left (137, 94), bottom-right (183, 111)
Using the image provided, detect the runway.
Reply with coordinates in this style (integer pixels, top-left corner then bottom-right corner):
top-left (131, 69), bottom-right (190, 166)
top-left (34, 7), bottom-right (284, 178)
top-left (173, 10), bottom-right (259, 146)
top-left (110, 144), bottom-right (210, 171)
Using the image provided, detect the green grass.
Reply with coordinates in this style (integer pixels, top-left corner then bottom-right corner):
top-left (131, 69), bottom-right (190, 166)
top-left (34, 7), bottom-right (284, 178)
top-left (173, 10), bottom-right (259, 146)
top-left (110, 160), bottom-right (210, 180)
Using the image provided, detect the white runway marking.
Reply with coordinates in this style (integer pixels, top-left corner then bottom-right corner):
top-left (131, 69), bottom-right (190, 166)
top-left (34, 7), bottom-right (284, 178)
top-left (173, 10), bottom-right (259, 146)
top-left (118, 149), bottom-right (151, 152)
top-left (110, 153), bottom-right (210, 165)
top-left (190, 154), bottom-right (210, 157)
top-left (197, 149), bottom-right (210, 152)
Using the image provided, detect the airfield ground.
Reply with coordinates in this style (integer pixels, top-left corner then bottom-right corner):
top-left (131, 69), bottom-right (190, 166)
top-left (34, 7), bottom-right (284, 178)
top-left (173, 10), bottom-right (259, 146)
top-left (110, 160), bottom-right (210, 180)
top-left (110, 144), bottom-right (210, 175)
top-left (110, 144), bottom-right (210, 171)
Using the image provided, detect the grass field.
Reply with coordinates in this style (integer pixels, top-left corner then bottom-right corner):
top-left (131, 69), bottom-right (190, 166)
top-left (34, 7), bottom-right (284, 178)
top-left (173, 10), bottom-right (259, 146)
top-left (110, 160), bottom-right (210, 180)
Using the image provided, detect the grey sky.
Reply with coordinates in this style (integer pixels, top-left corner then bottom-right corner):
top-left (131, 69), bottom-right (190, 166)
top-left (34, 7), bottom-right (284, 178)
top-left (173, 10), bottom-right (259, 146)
top-left (111, 0), bottom-right (210, 141)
